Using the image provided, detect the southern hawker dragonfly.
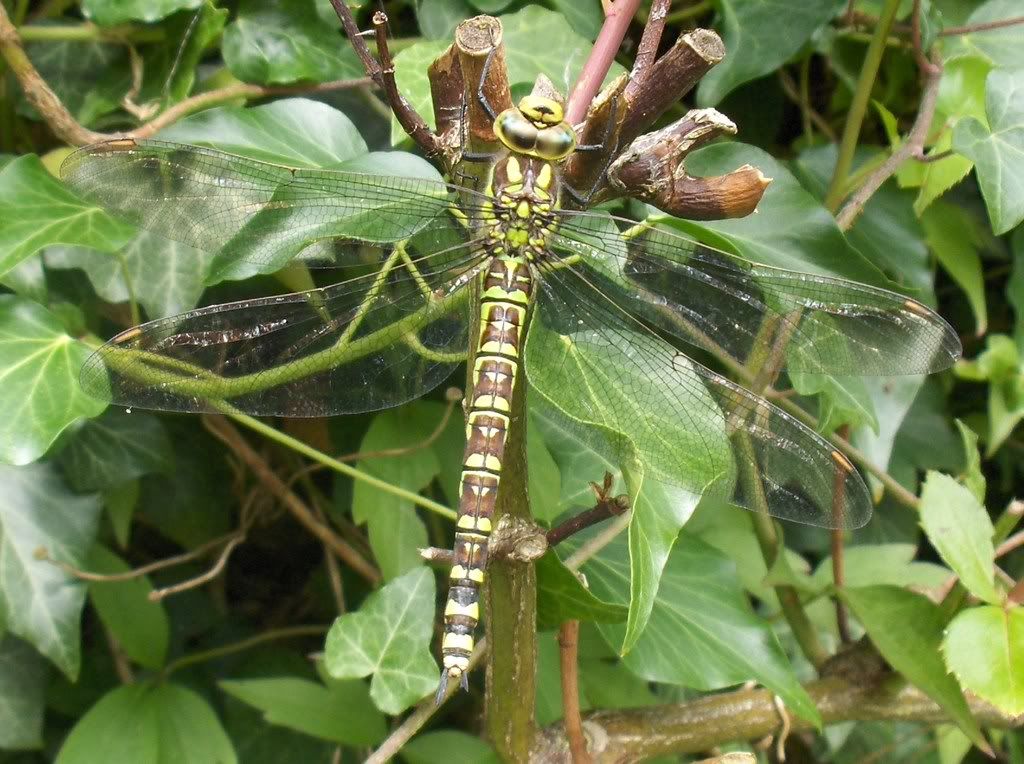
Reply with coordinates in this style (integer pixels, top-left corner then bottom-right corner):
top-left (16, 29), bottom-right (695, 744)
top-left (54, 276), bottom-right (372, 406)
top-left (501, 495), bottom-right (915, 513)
top-left (61, 94), bottom-right (961, 698)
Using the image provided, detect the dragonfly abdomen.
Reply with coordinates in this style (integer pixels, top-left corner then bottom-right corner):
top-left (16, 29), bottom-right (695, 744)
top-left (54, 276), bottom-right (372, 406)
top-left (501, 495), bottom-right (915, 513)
top-left (439, 253), bottom-right (534, 697)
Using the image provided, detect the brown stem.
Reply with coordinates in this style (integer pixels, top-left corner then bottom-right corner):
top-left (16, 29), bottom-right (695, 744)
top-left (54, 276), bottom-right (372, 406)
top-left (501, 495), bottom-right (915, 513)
top-left (630, 0), bottom-right (670, 92)
top-left (939, 15), bottom-right (1024, 36)
top-left (533, 675), bottom-right (1022, 760)
top-left (202, 415), bottom-right (382, 585)
top-left (149, 533), bottom-right (245, 601)
top-left (547, 473), bottom-right (630, 547)
top-left (910, 0), bottom-right (940, 77)
top-left (832, 425), bottom-right (852, 644)
top-left (162, 625), bottom-right (329, 678)
top-left (559, 622), bottom-right (591, 764)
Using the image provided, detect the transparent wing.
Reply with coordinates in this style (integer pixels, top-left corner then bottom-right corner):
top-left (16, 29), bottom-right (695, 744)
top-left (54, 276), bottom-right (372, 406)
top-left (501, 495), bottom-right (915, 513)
top-left (61, 139), bottom-right (490, 280)
top-left (82, 244), bottom-right (484, 416)
top-left (526, 256), bottom-right (872, 529)
top-left (551, 211), bottom-right (961, 376)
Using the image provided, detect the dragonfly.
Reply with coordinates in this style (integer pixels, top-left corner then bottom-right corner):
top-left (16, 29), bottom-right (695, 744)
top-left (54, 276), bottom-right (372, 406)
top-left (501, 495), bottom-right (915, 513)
top-left (61, 90), bottom-right (961, 700)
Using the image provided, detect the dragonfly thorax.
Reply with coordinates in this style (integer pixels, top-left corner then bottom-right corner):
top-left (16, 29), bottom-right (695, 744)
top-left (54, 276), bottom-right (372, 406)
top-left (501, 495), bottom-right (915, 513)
top-left (482, 154), bottom-right (560, 259)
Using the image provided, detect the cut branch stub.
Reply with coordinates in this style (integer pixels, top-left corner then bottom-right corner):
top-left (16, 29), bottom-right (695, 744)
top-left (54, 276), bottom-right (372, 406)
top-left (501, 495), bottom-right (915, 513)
top-left (428, 44), bottom-right (465, 162)
top-left (561, 72), bottom-right (629, 209)
top-left (455, 15), bottom-right (512, 151)
top-left (606, 109), bottom-right (771, 220)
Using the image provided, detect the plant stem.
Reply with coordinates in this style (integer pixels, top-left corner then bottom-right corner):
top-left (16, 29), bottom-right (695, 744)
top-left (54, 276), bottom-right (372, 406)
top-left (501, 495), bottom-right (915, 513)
top-left (824, 0), bottom-right (901, 212)
top-left (229, 411), bottom-right (456, 522)
top-left (162, 625), bottom-right (328, 678)
top-left (18, 23), bottom-right (165, 43)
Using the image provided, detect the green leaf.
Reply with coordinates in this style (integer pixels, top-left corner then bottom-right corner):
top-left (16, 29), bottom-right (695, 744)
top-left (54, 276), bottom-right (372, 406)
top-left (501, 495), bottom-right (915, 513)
top-left (222, 0), bottom-right (362, 85)
top-left (811, 543), bottom-right (950, 590)
top-left (921, 202), bottom-right (988, 335)
top-left (219, 677), bottom-right (386, 746)
top-left (955, 420), bottom-right (986, 502)
top-left (0, 635), bottom-right (48, 749)
top-left (671, 143), bottom-right (887, 286)
top-left (402, 731), bottom-right (500, 764)
top-left (526, 415), bottom-right (562, 524)
top-left (81, 0), bottom-right (201, 25)
top-left (352, 405), bottom-right (443, 580)
top-left (392, 5), bottom-right (628, 144)
top-left (19, 39), bottom-right (128, 127)
top-left (696, 0), bottom-right (845, 105)
top-left (842, 586), bottom-right (987, 750)
top-left (0, 155), bottom-right (134, 278)
top-left (0, 463), bottom-right (101, 679)
top-left (535, 552), bottom-right (627, 630)
top-left (324, 567), bottom-right (437, 713)
top-left (57, 409), bottom-right (174, 492)
top-left (852, 376), bottom-right (926, 497)
top-left (86, 545), bottom-right (169, 670)
top-left (953, 68), bottom-right (1024, 235)
top-left (417, 0), bottom-right (471, 40)
top-left (576, 531), bottom-right (821, 726)
top-left (790, 370), bottom-right (878, 434)
top-left (0, 297), bottom-right (107, 465)
top-left (944, 0), bottom-right (1024, 69)
top-left (47, 231), bottom-right (215, 319)
top-left (919, 471), bottom-right (999, 604)
top-left (1012, 227), bottom-right (1024, 346)
top-left (159, 98), bottom-right (369, 167)
top-left (549, 0), bottom-right (603, 40)
top-left (467, 0), bottom-right (513, 12)
top-left (104, 480), bottom-right (140, 548)
top-left (56, 682), bottom-right (237, 763)
top-left (943, 605), bottom-right (1024, 717)
top-left (139, 2), bottom-right (228, 106)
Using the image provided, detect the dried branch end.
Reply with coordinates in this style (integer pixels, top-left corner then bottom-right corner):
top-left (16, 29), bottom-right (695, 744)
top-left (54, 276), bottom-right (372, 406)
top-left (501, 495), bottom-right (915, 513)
top-left (455, 15), bottom-right (511, 149)
top-left (428, 44), bottom-right (464, 155)
top-left (489, 515), bottom-right (548, 563)
top-left (607, 109), bottom-right (770, 220)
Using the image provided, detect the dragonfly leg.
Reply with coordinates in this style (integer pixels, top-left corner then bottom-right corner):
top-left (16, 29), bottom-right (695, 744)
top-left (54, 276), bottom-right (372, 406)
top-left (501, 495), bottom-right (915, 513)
top-left (476, 45), bottom-right (499, 121)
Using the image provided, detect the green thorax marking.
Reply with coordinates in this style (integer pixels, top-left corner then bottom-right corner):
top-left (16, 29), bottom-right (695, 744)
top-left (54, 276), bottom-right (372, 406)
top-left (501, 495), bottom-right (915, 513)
top-left (482, 153), bottom-right (562, 258)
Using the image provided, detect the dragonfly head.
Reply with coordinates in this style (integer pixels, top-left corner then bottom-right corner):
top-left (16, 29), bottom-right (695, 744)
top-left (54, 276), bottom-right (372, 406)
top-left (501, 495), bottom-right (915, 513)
top-left (494, 96), bottom-right (576, 162)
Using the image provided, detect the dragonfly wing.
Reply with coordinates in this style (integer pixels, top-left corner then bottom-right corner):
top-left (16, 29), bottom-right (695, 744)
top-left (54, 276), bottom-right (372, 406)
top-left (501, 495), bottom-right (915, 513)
top-left (526, 257), bottom-right (872, 529)
top-left (551, 211), bottom-right (961, 376)
top-left (83, 245), bottom-right (482, 416)
top-left (61, 139), bottom-right (473, 279)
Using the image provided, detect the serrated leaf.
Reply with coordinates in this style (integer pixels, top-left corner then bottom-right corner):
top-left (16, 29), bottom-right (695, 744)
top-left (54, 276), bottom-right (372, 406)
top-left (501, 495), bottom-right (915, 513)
top-left (955, 420), bottom-right (985, 502)
top-left (920, 471), bottom-right (999, 604)
top-left (921, 202), bottom-right (987, 335)
top-left (324, 567), bottom-right (437, 713)
top-left (0, 297), bottom-right (106, 465)
top-left (953, 68), bottom-right (1024, 235)
top-left (696, 0), bottom-right (845, 106)
top-left (0, 155), bottom-right (134, 278)
top-left (219, 677), bottom-right (386, 746)
top-left (536, 552), bottom-right (627, 630)
top-left (222, 0), bottom-right (362, 85)
top-left (0, 635), bottom-right (48, 749)
top-left (0, 463), bottom-right (101, 679)
top-left (842, 586), bottom-right (987, 751)
top-left (943, 605), bottom-right (1024, 717)
top-left (392, 5), bottom-right (628, 144)
top-left (573, 531), bottom-right (821, 726)
top-left (57, 409), bottom-right (174, 492)
top-left (81, 0), bottom-right (201, 25)
top-left (56, 682), bottom-right (237, 763)
top-left (352, 405), bottom-right (444, 580)
top-left (86, 545), bottom-right (169, 670)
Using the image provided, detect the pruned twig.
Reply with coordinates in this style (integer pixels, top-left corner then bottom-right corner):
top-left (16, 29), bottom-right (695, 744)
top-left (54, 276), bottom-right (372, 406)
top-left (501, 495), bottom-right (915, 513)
top-left (547, 473), bottom-right (630, 548)
top-left (559, 621), bottom-right (591, 764)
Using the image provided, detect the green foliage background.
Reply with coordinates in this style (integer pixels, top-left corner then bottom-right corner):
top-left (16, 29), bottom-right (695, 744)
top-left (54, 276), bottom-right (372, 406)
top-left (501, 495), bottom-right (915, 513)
top-left (0, 0), bottom-right (1022, 761)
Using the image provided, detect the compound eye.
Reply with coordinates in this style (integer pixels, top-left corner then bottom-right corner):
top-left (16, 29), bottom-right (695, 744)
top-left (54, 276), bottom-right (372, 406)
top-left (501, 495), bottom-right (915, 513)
top-left (535, 124), bottom-right (576, 160)
top-left (494, 109), bottom-right (538, 152)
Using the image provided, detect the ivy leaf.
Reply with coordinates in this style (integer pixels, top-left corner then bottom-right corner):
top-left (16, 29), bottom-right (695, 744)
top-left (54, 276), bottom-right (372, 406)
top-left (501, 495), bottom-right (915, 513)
top-left (417, 0), bottom-right (471, 40)
top-left (919, 471), bottom-right (999, 605)
top-left (0, 635), bottom-right (48, 749)
top-left (222, 0), bottom-right (362, 86)
top-left (953, 68), bottom-right (1024, 235)
top-left (851, 376), bottom-right (925, 498)
top-left (219, 677), bottom-right (386, 746)
top-left (85, 545), bottom-right (169, 670)
top-left (392, 5), bottom-right (627, 144)
top-left (669, 143), bottom-right (887, 286)
top-left (18, 40), bottom-right (128, 127)
top-left (57, 409), bottom-right (174, 492)
top-left (842, 586), bottom-right (988, 751)
top-left (47, 232), bottom-right (215, 319)
top-left (921, 202), bottom-right (988, 335)
top-left (0, 296), bottom-right (106, 465)
top-left (158, 98), bottom-right (368, 166)
top-left (789, 371), bottom-right (878, 434)
top-left (696, 0), bottom-right (845, 106)
top-left (0, 155), bottom-right (134, 278)
top-left (55, 682), bottom-right (237, 763)
top-left (535, 552), bottom-right (627, 630)
top-left (352, 405), bottom-right (443, 581)
top-left (324, 567), bottom-right (438, 714)
top-left (943, 605), bottom-right (1024, 717)
top-left (402, 731), bottom-right (500, 764)
top-left (0, 463), bottom-right (101, 679)
top-left (573, 531), bottom-right (820, 727)
top-left (549, 0), bottom-right (603, 40)
top-left (944, 0), bottom-right (1024, 69)
top-left (81, 0), bottom-right (201, 25)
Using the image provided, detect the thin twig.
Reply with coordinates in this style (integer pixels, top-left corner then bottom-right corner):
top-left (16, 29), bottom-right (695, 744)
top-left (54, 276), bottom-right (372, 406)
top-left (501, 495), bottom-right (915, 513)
top-left (102, 622), bottom-right (135, 684)
top-left (365, 640), bottom-right (489, 764)
top-left (547, 473), bottom-right (630, 547)
top-left (203, 415), bottom-right (383, 585)
top-left (631, 0), bottom-right (670, 90)
top-left (559, 621), bottom-right (591, 764)
top-left (939, 15), bottom-right (1024, 36)
top-left (149, 533), bottom-right (245, 601)
top-left (162, 625), bottom-right (329, 678)
top-left (778, 66), bottom-right (837, 142)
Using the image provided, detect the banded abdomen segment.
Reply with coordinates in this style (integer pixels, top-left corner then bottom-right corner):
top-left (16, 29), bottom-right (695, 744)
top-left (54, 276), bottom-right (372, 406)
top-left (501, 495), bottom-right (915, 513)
top-left (439, 254), bottom-right (533, 696)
